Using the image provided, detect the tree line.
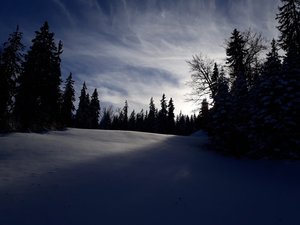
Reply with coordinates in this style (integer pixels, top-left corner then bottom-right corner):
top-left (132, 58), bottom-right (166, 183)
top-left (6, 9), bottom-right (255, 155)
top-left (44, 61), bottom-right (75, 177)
top-left (0, 22), bottom-right (204, 135)
top-left (188, 0), bottom-right (299, 158)
top-left (74, 82), bottom-right (204, 135)
top-left (99, 94), bottom-right (206, 135)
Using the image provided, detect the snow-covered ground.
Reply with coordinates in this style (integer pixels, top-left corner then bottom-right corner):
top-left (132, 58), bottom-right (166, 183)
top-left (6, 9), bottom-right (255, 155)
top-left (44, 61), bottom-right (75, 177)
top-left (0, 129), bottom-right (299, 225)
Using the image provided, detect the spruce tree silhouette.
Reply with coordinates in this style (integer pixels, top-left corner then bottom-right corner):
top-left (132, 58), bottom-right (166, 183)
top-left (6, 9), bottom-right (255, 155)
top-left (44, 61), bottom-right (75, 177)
top-left (167, 98), bottom-right (175, 134)
top-left (90, 88), bottom-right (100, 129)
top-left (75, 82), bottom-right (90, 128)
top-left (147, 97), bottom-right (157, 133)
top-left (61, 73), bottom-right (75, 127)
top-left (0, 26), bottom-right (24, 131)
top-left (158, 94), bottom-right (168, 133)
top-left (128, 110), bottom-right (136, 131)
top-left (274, 0), bottom-right (300, 154)
top-left (16, 22), bottom-right (62, 131)
top-left (225, 29), bottom-right (249, 152)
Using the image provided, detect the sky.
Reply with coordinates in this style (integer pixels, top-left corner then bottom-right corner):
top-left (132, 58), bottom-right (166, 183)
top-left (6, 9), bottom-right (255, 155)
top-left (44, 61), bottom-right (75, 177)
top-left (0, 0), bottom-right (281, 115)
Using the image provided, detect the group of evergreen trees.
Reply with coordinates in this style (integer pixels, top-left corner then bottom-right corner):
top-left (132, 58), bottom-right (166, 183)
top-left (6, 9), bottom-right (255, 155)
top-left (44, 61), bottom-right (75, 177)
top-left (99, 94), bottom-right (204, 135)
top-left (74, 82), bottom-right (100, 129)
top-left (0, 22), bottom-right (77, 131)
top-left (188, 0), bottom-right (299, 158)
top-left (0, 22), bottom-right (202, 135)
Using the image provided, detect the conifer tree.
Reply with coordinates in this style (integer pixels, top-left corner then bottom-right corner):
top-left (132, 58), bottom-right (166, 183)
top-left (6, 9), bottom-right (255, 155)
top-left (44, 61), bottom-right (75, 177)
top-left (90, 88), bottom-right (100, 129)
top-left (136, 109), bottom-right (145, 131)
top-left (0, 26), bottom-right (24, 130)
top-left (158, 94), bottom-right (168, 133)
top-left (249, 39), bottom-right (284, 153)
top-left (185, 115), bottom-right (192, 134)
top-left (111, 113), bottom-right (120, 130)
top-left (200, 99), bottom-right (209, 116)
top-left (210, 67), bottom-right (231, 137)
top-left (225, 29), bottom-right (250, 150)
top-left (211, 63), bottom-right (219, 98)
top-left (147, 97), bottom-right (156, 132)
top-left (226, 29), bottom-right (248, 95)
top-left (16, 22), bottom-right (62, 130)
top-left (275, 0), bottom-right (300, 154)
top-left (100, 107), bottom-right (113, 129)
top-left (175, 111), bottom-right (186, 135)
top-left (121, 100), bottom-right (128, 130)
top-left (75, 82), bottom-right (90, 128)
top-left (129, 110), bottom-right (136, 130)
top-left (167, 98), bottom-right (175, 134)
top-left (276, 0), bottom-right (300, 61)
top-left (264, 39), bottom-right (282, 74)
top-left (61, 73), bottom-right (75, 127)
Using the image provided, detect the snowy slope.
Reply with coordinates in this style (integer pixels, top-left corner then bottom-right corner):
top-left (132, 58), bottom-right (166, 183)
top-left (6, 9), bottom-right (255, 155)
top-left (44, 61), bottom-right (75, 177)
top-left (0, 129), bottom-right (299, 225)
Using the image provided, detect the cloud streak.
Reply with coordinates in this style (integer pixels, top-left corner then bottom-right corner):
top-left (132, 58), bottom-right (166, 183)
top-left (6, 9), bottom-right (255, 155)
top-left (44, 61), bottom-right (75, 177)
top-left (52, 0), bottom-right (76, 27)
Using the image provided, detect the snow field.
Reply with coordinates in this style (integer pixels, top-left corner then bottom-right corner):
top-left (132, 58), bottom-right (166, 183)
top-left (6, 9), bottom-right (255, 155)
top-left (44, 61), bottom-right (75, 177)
top-left (0, 129), bottom-right (299, 225)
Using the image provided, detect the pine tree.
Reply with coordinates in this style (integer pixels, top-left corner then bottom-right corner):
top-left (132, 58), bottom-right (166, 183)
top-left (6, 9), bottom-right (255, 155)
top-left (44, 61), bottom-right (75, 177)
top-left (158, 94), bottom-right (168, 133)
top-left (249, 39), bottom-right (284, 154)
top-left (225, 29), bottom-right (250, 151)
top-left (200, 99), bottom-right (209, 117)
top-left (111, 113), bottom-right (120, 130)
top-left (61, 73), bottom-right (75, 127)
top-left (226, 29), bottom-right (248, 96)
top-left (264, 39), bottom-right (282, 74)
top-left (276, 0), bottom-right (300, 60)
top-left (136, 109), bottom-right (145, 131)
top-left (0, 26), bottom-right (24, 130)
top-left (185, 115), bottom-right (192, 134)
top-left (16, 22), bottom-right (62, 130)
top-left (121, 100), bottom-right (128, 130)
top-left (100, 107), bottom-right (113, 129)
top-left (275, 0), bottom-right (300, 155)
top-left (128, 110), bottom-right (136, 130)
top-left (175, 112), bottom-right (186, 135)
top-left (210, 67), bottom-right (231, 138)
top-left (147, 97), bottom-right (156, 132)
top-left (167, 98), bottom-right (175, 134)
top-left (75, 82), bottom-right (90, 128)
top-left (90, 88), bottom-right (100, 129)
top-left (211, 63), bottom-right (219, 98)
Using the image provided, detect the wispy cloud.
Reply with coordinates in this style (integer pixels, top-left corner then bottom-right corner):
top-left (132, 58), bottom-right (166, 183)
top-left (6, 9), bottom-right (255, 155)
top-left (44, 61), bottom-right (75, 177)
top-left (52, 0), bottom-right (76, 27)
top-left (0, 0), bottom-right (281, 114)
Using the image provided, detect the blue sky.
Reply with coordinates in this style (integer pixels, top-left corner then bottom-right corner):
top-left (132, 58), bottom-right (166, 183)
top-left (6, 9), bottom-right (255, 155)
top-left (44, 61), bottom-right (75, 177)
top-left (0, 0), bottom-right (281, 114)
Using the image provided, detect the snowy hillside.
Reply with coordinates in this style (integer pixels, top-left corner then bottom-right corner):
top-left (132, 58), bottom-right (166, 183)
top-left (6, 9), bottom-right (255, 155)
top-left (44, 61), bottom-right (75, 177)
top-left (0, 129), bottom-right (300, 225)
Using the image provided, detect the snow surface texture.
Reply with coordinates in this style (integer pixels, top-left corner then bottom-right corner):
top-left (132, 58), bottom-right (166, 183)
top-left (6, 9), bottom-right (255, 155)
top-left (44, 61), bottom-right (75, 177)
top-left (0, 129), bottom-right (299, 225)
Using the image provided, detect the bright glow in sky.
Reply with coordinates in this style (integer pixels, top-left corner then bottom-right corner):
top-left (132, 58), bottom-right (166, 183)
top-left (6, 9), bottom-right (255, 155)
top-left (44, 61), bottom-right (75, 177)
top-left (0, 0), bottom-right (281, 114)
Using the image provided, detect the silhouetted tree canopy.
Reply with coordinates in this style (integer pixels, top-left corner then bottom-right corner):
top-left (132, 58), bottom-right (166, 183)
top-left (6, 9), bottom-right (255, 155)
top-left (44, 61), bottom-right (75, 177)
top-left (75, 82), bottom-right (90, 129)
top-left (61, 73), bottom-right (75, 127)
top-left (186, 0), bottom-right (300, 158)
top-left (0, 26), bottom-right (24, 131)
top-left (15, 22), bottom-right (62, 131)
top-left (90, 88), bottom-right (100, 129)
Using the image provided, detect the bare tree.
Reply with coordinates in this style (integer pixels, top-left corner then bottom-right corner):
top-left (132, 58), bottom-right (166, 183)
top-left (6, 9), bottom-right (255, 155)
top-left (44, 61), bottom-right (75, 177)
top-left (242, 29), bottom-right (268, 86)
top-left (186, 54), bottom-right (215, 107)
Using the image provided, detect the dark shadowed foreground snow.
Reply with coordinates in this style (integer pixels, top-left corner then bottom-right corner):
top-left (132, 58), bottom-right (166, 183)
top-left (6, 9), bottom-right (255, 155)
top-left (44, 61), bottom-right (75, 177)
top-left (0, 129), bottom-right (299, 225)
